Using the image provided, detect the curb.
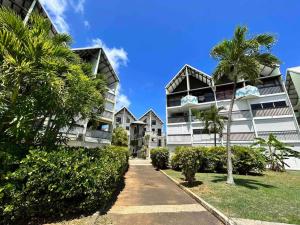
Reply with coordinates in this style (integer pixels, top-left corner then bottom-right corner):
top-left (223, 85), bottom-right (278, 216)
top-left (160, 170), bottom-right (237, 225)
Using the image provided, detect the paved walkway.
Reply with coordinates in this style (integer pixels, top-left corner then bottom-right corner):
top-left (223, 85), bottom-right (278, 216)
top-left (108, 163), bottom-right (223, 225)
top-left (233, 218), bottom-right (298, 225)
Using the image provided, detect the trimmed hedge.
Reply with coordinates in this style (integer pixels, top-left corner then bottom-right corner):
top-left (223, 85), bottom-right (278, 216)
top-left (171, 145), bottom-right (266, 175)
top-left (0, 145), bottom-right (129, 225)
top-left (150, 147), bottom-right (169, 169)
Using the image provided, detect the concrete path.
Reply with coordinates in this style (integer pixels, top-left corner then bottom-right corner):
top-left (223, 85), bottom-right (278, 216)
top-left (108, 163), bottom-right (223, 225)
top-left (233, 218), bottom-right (298, 225)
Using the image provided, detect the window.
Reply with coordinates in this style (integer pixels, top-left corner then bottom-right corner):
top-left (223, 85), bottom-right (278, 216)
top-left (251, 104), bottom-right (262, 110)
top-left (143, 119), bottom-right (147, 123)
top-left (126, 126), bottom-right (129, 130)
top-left (151, 120), bottom-right (156, 125)
top-left (158, 139), bottom-right (161, 147)
top-left (262, 102), bottom-right (274, 109)
top-left (157, 129), bottom-right (162, 136)
top-left (126, 117), bottom-right (130, 123)
top-left (144, 127), bottom-right (146, 132)
top-left (152, 128), bottom-right (155, 132)
top-left (193, 129), bottom-right (201, 134)
top-left (274, 101), bottom-right (287, 108)
top-left (116, 117), bottom-right (122, 123)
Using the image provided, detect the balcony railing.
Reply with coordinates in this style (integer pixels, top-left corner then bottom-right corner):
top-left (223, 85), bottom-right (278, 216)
top-left (105, 92), bottom-right (115, 101)
top-left (258, 85), bottom-right (283, 95)
top-left (168, 116), bottom-right (189, 123)
top-left (167, 134), bottom-right (191, 143)
top-left (101, 110), bottom-right (113, 120)
top-left (223, 132), bottom-right (255, 141)
top-left (85, 130), bottom-right (112, 140)
top-left (257, 130), bottom-right (300, 141)
top-left (252, 107), bottom-right (292, 117)
top-left (193, 134), bottom-right (219, 142)
top-left (219, 110), bottom-right (251, 120)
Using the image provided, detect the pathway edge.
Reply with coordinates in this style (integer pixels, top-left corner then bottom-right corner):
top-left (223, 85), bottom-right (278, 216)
top-left (160, 169), bottom-right (237, 225)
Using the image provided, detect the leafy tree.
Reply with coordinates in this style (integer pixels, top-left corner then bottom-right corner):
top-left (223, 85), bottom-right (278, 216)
top-left (112, 127), bottom-right (128, 147)
top-left (253, 134), bottom-right (299, 171)
top-left (0, 8), bottom-right (106, 147)
top-left (192, 105), bottom-right (227, 146)
top-left (211, 26), bottom-right (280, 184)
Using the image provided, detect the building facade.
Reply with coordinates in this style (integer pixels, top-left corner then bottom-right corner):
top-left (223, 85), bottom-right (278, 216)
top-left (166, 64), bottom-right (300, 170)
top-left (114, 107), bottom-right (137, 135)
top-left (286, 67), bottom-right (300, 126)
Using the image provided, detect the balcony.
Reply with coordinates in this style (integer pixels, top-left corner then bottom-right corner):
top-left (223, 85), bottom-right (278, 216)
top-left (105, 91), bottom-right (115, 102)
top-left (223, 132), bottom-right (255, 141)
top-left (193, 134), bottom-right (219, 142)
top-left (167, 134), bottom-right (191, 144)
top-left (258, 85), bottom-right (283, 95)
top-left (85, 130), bottom-right (112, 140)
top-left (101, 110), bottom-right (113, 120)
top-left (252, 107), bottom-right (292, 117)
top-left (168, 115), bottom-right (189, 123)
top-left (219, 110), bottom-right (251, 120)
top-left (257, 130), bottom-right (300, 141)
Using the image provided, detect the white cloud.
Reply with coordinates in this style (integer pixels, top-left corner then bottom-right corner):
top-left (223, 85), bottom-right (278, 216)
top-left (115, 85), bottom-right (131, 111)
top-left (83, 20), bottom-right (90, 29)
top-left (40, 0), bottom-right (87, 33)
top-left (91, 38), bottom-right (128, 72)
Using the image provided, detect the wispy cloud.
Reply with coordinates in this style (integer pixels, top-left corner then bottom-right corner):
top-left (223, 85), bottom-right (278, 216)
top-left (40, 0), bottom-right (87, 33)
top-left (115, 85), bottom-right (131, 111)
top-left (83, 20), bottom-right (90, 29)
top-left (91, 38), bottom-right (128, 72)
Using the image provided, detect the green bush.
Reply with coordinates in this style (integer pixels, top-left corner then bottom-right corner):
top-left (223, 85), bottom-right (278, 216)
top-left (232, 146), bottom-right (266, 175)
top-left (171, 145), bottom-right (266, 175)
top-left (0, 145), bottom-right (129, 225)
top-left (180, 148), bottom-right (202, 184)
top-left (150, 147), bottom-right (169, 169)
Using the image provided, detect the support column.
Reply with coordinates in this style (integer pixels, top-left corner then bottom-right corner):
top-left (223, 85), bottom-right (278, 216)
top-left (23, 0), bottom-right (37, 25)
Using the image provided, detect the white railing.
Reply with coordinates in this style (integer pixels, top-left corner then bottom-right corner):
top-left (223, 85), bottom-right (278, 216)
top-left (167, 134), bottom-right (191, 144)
top-left (257, 130), bottom-right (300, 141)
top-left (193, 134), bottom-right (218, 142)
top-left (252, 107), bottom-right (292, 117)
top-left (85, 130), bottom-right (112, 140)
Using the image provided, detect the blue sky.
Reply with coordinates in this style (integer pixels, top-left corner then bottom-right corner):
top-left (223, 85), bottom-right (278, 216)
top-left (41, 0), bottom-right (300, 122)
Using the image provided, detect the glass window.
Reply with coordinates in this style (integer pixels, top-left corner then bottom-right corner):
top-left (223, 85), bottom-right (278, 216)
top-left (126, 126), bottom-right (129, 130)
top-left (262, 102), bottom-right (274, 109)
top-left (126, 117), bottom-right (130, 123)
top-left (274, 101), bottom-right (287, 108)
top-left (116, 117), bottom-right (122, 123)
top-left (251, 104), bottom-right (262, 110)
top-left (152, 128), bottom-right (155, 132)
top-left (193, 129), bottom-right (201, 134)
top-left (151, 120), bottom-right (156, 125)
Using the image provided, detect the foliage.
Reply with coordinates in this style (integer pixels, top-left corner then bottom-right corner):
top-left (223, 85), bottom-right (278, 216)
top-left (112, 127), bottom-right (128, 147)
top-left (150, 147), bottom-right (169, 169)
top-left (232, 146), bottom-right (266, 175)
top-left (179, 148), bottom-right (202, 184)
top-left (171, 146), bottom-right (266, 175)
top-left (192, 106), bottom-right (227, 146)
top-left (253, 133), bottom-right (299, 171)
top-left (0, 145), bottom-right (129, 225)
top-left (211, 26), bottom-right (280, 184)
top-left (0, 8), bottom-right (106, 147)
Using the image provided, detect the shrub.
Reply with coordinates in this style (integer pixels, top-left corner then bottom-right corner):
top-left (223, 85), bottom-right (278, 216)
top-left (112, 127), bottom-right (129, 147)
top-left (180, 148), bottom-right (202, 184)
top-left (150, 147), bottom-right (169, 169)
top-left (232, 146), bottom-right (266, 175)
top-left (0, 145), bottom-right (129, 225)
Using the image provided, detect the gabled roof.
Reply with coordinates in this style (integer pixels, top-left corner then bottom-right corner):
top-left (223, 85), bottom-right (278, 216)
top-left (72, 47), bottom-right (120, 85)
top-left (115, 107), bottom-right (137, 121)
top-left (286, 67), bottom-right (300, 108)
top-left (165, 64), bottom-right (212, 93)
top-left (139, 109), bottom-right (164, 124)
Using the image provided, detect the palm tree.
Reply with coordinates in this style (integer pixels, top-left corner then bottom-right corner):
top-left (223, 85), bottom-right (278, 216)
top-left (211, 26), bottom-right (280, 184)
top-left (192, 106), bottom-right (227, 146)
top-left (254, 134), bottom-right (299, 171)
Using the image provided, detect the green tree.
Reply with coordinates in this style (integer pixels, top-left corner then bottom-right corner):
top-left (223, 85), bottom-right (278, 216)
top-left (0, 8), bottom-right (106, 146)
top-left (112, 127), bottom-right (128, 147)
top-left (211, 26), bottom-right (280, 184)
top-left (192, 106), bottom-right (227, 146)
top-left (253, 134), bottom-right (299, 171)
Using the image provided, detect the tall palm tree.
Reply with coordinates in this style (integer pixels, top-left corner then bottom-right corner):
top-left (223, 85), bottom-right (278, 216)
top-left (211, 26), bottom-right (280, 184)
top-left (192, 106), bottom-right (227, 146)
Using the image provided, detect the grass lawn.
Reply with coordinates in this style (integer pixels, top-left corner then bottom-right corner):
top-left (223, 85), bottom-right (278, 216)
top-left (165, 169), bottom-right (300, 224)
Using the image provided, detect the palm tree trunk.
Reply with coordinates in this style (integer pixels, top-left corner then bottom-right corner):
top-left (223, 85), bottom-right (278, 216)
top-left (226, 82), bottom-right (236, 185)
top-left (214, 122), bottom-right (217, 146)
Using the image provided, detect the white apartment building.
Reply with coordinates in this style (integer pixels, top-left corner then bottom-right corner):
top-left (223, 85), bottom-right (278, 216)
top-left (286, 67), bottom-right (300, 126)
top-left (166, 64), bottom-right (300, 170)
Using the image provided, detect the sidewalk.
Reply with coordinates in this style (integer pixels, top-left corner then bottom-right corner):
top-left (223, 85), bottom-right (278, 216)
top-left (107, 163), bottom-right (223, 225)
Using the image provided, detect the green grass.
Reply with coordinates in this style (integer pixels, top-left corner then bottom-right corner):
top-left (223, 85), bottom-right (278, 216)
top-left (165, 169), bottom-right (300, 224)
